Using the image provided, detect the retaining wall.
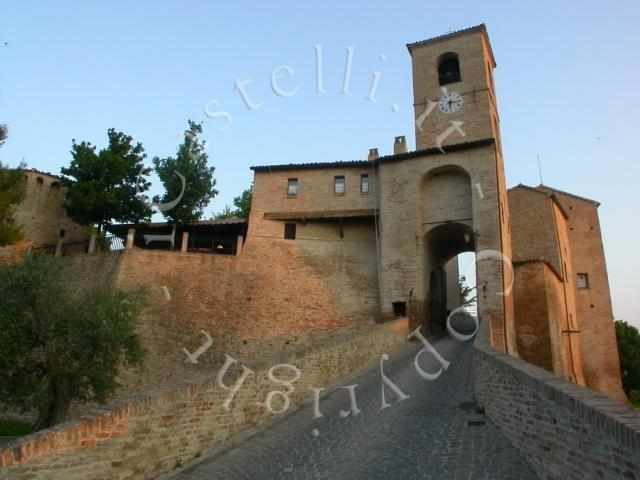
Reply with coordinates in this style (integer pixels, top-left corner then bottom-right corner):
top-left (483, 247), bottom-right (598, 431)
top-left (0, 319), bottom-right (408, 479)
top-left (473, 321), bottom-right (640, 479)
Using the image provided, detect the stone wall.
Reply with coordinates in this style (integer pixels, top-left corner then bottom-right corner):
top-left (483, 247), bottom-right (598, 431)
top-left (0, 318), bottom-right (408, 479)
top-left (473, 321), bottom-right (640, 480)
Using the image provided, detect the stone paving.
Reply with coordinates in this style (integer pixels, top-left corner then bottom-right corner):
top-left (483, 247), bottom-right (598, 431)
top-left (167, 332), bottom-right (539, 480)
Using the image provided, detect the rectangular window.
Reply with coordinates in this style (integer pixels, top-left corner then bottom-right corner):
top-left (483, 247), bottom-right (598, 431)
top-left (334, 176), bottom-right (345, 195)
top-left (392, 302), bottom-right (406, 317)
top-left (577, 273), bottom-right (589, 289)
top-left (284, 223), bottom-right (296, 240)
top-left (287, 178), bottom-right (298, 197)
top-left (360, 174), bottom-right (369, 194)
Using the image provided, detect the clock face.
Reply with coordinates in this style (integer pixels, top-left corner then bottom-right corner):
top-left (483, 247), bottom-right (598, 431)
top-left (438, 92), bottom-right (463, 114)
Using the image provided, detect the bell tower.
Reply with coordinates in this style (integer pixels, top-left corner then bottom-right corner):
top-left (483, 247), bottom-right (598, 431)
top-left (407, 24), bottom-right (501, 151)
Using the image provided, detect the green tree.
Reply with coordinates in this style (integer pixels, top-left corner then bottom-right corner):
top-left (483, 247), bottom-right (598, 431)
top-left (61, 129), bottom-right (152, 232)
top-left (0, 124), bottom-right (7, 149)
top-left (153, 120), bottom-right (217, 224)
top-left (214, 185), bottom-right (252, 220)
top-left (232, 185), bottom-right (252, 219)
top-left (214, 205), bottom-right (234, 220)
top-left (0, 255), bottom-right (147, 430)
top-left (615, 320), bottom-right (640, 406)
top-left (458, 275), bottom-right (477, 307)
top-left (0, 161), bottom-right (26, 246)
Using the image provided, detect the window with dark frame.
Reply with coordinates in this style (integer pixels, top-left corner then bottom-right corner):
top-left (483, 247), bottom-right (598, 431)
top-left (334, 176), bottom-right (345, 195)
top-left (360, 174), bottom-right (369, 194)
top-left (287, 178), bottom-right (298, 197)
top-left (284, 223), bottom-right (296, 240)
top-left (438, 53), bottom-right (461, 85)
top-left (577, 273), bottom-right (589, 289)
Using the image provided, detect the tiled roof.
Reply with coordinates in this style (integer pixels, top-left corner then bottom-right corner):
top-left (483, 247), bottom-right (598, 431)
top-left (535, 185), bottom-right (600, 207)
top-left (250, 160), bottom-right (369, 172)
top-left (406, 24), bottom-right (486, 50)
top-left (406, 24), bottom-right (496, 67)
top-left (250, 138), bottom-right (495, 172)
top-left (111, 217), bottom-right (247, 229)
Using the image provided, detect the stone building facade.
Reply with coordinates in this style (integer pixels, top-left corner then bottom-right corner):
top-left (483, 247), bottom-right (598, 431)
top-left (248, 25), bottom-right (626, 402)
top-left (12, 169), bottom-right (86, 246)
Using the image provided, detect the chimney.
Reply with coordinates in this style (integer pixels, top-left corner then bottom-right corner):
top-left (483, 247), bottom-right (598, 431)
top-left (394, 136), bottom-right (407, 155)
top-left (368, 148), bottom-right (379, 161)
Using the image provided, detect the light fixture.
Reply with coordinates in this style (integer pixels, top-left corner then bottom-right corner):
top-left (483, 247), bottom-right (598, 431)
top-left (464, 230), bottom-right (471, 243)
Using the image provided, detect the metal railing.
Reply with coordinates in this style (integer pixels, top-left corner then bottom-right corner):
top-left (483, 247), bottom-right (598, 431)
top-left (101, 234), bottom-right (125, 252)
top-left (187, 234), bottom-right (236, 255)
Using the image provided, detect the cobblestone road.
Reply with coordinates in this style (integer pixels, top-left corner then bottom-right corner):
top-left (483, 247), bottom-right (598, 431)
top-left (168, 332), bottom-right (538, 480)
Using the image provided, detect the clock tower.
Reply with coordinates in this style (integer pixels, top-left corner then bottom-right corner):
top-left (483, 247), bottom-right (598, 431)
top-left (407, 24), bottom-right (501, 150)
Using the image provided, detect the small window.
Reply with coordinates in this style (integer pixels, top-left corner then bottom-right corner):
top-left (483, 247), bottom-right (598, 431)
top-left (577, 273), bottom-right (589, 289)
top-left (334, 176), bottom-right (345, 195)
top-left (438, 53), bottom-right (461, 85)
top-left (392, 302), bottom-right (406, 317)
top-left (284, 223), bottom-right (296, 240)
top-left (287, 178), bottom-right (298, 197)
top-left (59, 229), bottom-right (66, 238)
top-left (360, 174), bottom-right (369, 194)
top-left (50, 181), bottom-right (61, 193)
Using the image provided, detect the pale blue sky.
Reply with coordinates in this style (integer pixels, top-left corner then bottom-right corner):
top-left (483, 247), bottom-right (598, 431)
top-left (1, 1), bottom-right (639, 325)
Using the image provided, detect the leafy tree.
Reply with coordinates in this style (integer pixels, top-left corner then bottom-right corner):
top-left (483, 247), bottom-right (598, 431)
top-left (214, 185), bottom-right (252, 220)
top-left (458, 275), bottom-right (477, 307)
top-left (0, 161), bottom-right (26, 246)
top-left (232, 185), bottom-right (252, 219)
top-left (615, 320), bottom-right (640, 406)
top-left (0, 255), bottom-right (147, 430)
top-left (0, 124), bottom-right (7, 149)
top-left (61, 129), bottom-right (152, 232)
top-left (214, 205), bottom-right (234, 220)
top-left (153, 120), bottom-right (217, 224)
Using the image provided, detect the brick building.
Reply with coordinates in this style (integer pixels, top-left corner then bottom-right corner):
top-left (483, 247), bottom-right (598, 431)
top-left (12, 169), bottom-right (87, 246)
top-left (248, 25), bottom-right (626, 402)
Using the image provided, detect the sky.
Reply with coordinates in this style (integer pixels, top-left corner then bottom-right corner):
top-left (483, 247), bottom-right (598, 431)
top-left (1, 1), bottom-right (639, 326)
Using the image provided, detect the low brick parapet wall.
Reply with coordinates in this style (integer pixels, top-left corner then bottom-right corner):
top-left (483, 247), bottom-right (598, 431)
top-left (473, 321), bottom-right (640, 479)
top-left (0, 318), bottom-right (408, 479)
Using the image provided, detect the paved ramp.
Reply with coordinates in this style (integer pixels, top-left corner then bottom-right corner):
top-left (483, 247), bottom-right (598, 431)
top-left (167, 332), bottom-right (538, 479)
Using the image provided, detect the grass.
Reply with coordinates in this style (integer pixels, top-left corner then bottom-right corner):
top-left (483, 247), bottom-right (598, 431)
top-left (0, 420), bottom-right (32, 437)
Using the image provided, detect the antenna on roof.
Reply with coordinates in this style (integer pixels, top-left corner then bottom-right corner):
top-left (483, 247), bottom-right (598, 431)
top-left (537, 154), bottom-right (544, 186)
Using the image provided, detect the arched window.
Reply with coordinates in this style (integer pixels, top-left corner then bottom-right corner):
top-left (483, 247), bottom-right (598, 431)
top-left (36, 176), bottom-right (44, 187)
top-left (50, 181), bottom-right (61, 193)
top-left (438, 53), bottom-right (461, 85)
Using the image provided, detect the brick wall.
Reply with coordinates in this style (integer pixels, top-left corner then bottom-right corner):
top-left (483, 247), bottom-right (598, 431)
top-left (540, 187), bottom-right (627, 403)
top-left (409, 28), bottom-right (496, 150)
top-left (0, 318), bottom-right (408, 479)
top-left (0, 240), bottom-right (31, 267)
top-left (473, 321), bottom-right (640, 479)
top-left (509, 185), bottom-right (625, 403)
top-left (38, 232), bottom-right (379, 407)
top-left (12, 171), bottom-right (87, 246)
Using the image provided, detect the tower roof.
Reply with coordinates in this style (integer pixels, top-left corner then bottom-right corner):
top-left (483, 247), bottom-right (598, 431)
top-left (406, 24), bottom-right (496, 68)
